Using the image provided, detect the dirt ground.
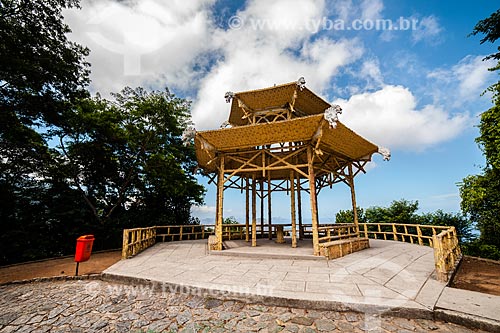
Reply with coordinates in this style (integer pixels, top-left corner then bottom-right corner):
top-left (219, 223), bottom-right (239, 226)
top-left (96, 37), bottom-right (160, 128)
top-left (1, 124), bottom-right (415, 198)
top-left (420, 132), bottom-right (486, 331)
top-left (0, 250), bottom-right (121, 284)
top-left (451, 255), bottom-right (500, 296)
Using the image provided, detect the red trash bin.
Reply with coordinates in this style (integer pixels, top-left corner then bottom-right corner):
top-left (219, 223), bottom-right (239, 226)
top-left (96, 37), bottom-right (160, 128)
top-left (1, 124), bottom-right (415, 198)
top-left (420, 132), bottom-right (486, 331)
top-left (74, 235), bottom-right (94, 263)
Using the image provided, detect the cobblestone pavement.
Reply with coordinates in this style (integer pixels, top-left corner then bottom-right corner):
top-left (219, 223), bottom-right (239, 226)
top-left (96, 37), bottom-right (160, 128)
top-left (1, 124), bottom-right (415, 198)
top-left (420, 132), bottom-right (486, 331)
top-left (0, 279), bottom-right (489, 333)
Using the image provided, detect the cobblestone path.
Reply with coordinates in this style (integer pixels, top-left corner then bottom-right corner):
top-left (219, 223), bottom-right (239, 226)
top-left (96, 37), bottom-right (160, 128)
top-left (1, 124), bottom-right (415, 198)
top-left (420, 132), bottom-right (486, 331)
top-left (0, 279), bottom-right (488, 333)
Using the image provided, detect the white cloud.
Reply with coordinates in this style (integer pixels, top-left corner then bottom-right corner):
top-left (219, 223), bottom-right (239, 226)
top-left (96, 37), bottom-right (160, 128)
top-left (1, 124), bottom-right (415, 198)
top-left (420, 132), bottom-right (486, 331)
top-left (62, 0), bottom-right (483, 154)
top-left (191, 205), bottom-right (216, 214)
top-left (327, 0), bottom-right (354, 21)
top-left (64, 0), bottom-right (216, 95)
top-left (359, 59), bottom-right (383, 87)
top-left (360, 0), bottom-right (383, 20)
top-left (412, 15), bottom-right (443, 44)
top-left (191, 0), bottom-right (363, 129)
top-left (335, 85), bottom-right (469, 150)
top-left (427, 55), bottom-right (496, 106)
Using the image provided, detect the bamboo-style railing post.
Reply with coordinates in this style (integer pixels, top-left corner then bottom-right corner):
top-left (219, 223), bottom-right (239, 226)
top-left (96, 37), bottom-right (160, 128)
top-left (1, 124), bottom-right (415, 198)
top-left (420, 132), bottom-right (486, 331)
top-left (179, 225), bottom-right (183, 241)
top-left (252, 175), bottom-right (257, 247)
top-left (268, 174), bottom-right (272, 240)
top-left (215, 155), bottom-right (225, 250)
top-left (392, 224), bottom-right (398, 241)
top-left (245, 177), bottom-right (250, 242)
top-left (307, 146), bottom-right (320, 256)
top-left (122, 229), bottom-right (129, 259)
top-left (297, 177), bottom-right (303, 240)
top-left (290, 169), bottom-right (297, 248)
top-left (417, 225), bottom-right (423, 245)
top-left (348, 163), bottom-right (359, 236)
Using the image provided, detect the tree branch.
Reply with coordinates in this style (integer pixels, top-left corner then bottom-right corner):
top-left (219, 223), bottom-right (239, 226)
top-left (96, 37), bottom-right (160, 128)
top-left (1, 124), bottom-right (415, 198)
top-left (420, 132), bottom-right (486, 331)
top-left (59, 135), bottom-right (101, 222)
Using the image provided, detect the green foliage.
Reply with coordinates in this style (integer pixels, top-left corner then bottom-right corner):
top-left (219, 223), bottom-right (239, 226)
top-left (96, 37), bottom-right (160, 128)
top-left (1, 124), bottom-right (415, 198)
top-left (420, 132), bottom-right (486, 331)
top-left (476, 104), bottom-right (500, 169)
top-left (53, 87), bottom-right (205, 225)
top-left (461, 239), bottom-right (500, 261)
top-left (0, 1), bottom-right (205, 264)
top-left (223, 216), bottom-right (239, 224)
top-left (336, 200), bottom-right (474, 245)
top-left (470, 8), bottom-right (500, 101)
top-left (460, 169), bottom-right (500, 250)
top-left (335, 207), bottom-right (366, 224)
top-left (457, 11), bottom-right (500, 260)
top-left (419, 210), bottom-right (474, 244)
top-left (0, 0), bottom-right (90, 127)
top-left (365, 199), bottom-right (420, 224)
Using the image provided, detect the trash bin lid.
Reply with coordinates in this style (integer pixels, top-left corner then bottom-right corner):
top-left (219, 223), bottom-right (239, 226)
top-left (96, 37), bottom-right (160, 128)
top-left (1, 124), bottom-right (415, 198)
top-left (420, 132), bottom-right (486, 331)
top-left (77, 235), bottom-right (95, 240)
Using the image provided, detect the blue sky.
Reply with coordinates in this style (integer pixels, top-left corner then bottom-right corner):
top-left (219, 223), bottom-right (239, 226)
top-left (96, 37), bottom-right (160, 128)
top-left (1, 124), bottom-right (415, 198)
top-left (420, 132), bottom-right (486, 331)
top-left (64, 0), bottom-right (498, 223)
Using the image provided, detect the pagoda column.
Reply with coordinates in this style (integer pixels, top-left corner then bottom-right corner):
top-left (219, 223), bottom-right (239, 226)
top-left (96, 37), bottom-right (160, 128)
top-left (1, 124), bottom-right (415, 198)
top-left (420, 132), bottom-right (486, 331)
top-left (307, 146), bottom-right (320, 256)
top-left (260, 180), bottom-right (264, 238)
top-left (297, 177), bottom-right (303, 240)
top-left (348, 163), bottom-right (360, 236)
top-left (252, 175), bottom-right (257, 247)
top-left (290, 170), bottom-right (297, 248)
top-left (268, 174), bottom-right (272, 240)
top-left (245, 177), bottom-right (249, 242)
top-left (215, 155), bottom-right (225, 250)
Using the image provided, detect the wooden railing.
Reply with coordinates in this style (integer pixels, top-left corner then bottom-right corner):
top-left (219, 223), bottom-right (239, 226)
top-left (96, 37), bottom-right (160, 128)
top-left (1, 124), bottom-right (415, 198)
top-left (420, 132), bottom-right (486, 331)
top-left (122, 224), bottom-right (255, 259)
top-left (358, 222), bottom-right (461, 282)
top-left (122, 227), bottom-right (156, 259)
top-left (317, 224), bottom-right (358, 243)
top-left (359, 223), bottom-right (450, 246)
top-left (432, 227), bottom-right (462, 281)
top-left (121, 222), bottom-right (461, 282)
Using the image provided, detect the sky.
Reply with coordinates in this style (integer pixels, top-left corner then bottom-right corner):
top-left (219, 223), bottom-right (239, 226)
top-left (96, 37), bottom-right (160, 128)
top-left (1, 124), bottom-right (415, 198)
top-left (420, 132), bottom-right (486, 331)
top-left (63, 0), bottom-right (499, 224)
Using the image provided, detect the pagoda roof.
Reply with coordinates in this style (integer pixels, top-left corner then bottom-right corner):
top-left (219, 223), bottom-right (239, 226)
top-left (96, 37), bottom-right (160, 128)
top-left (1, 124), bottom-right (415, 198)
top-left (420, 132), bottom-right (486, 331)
top-left (195, 114), bottom-right (379, 179)
top-left (228, 81), bottom-right (331, 126)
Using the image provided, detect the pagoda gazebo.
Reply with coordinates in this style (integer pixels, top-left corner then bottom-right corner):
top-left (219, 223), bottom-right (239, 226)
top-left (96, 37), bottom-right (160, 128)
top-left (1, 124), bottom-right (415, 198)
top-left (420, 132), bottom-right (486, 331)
top-left (191, 78), bottom-right (389, 257)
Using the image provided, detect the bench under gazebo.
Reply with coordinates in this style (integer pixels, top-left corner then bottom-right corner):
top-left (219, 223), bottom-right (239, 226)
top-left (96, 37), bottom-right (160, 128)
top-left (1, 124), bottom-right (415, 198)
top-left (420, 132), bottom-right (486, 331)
top-left (190, 78), bottom-right (390, 258)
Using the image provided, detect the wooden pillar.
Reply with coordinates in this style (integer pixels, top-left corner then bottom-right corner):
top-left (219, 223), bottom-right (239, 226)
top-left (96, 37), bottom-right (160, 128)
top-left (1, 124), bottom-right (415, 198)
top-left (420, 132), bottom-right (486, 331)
top-left (245, 177), bottom-right (250, 242)
top-left (307, 146), bottom-right (320, 256)
top-left (268, 175), bottom-right (272, 240)
top-left (215, 155), bottom-right (225, 251)
top-left (290, 170), bottom-right (297, 248)
top-left (252, 175), bottom-right (257, 247)
top-left (297, 177), bottom-right (303, 240)
top-left (260, 179), bottom-right (264, 238)
top-left (348, 163), bottom-right (360, 236)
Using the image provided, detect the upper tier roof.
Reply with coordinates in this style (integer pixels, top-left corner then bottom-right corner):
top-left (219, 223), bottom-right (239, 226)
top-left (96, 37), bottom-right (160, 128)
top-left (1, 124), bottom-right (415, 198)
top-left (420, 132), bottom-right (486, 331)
top-left (228, 81), bottom-right (331, 126)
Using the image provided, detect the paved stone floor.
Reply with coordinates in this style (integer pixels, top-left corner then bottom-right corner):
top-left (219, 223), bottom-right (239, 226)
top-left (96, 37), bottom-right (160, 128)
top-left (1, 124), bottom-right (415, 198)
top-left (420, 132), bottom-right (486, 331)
top-left (0, 279), bottom-right (489, 333)
top-left (107, 239), bottom-right (444, 313)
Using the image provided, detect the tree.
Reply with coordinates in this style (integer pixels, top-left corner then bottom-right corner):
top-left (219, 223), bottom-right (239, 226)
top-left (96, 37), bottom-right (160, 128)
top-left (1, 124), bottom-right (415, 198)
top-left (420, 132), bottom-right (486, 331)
top-left (365, 199), bottom-right (420, 225)
top-left (335, 207), bottom-right (366, 224)
top-left (469, 8), bottom-right (500, 101)
top-left (0, 0), bottom-right (90, 127)
top-left (419, 210), bottom-right (474, 244)
top-left (459, 9), bottom-right (500, 260)
top-left (54, 87), bottom-right (205, 225)
top-left (0, 0), bottom-right (93, 264)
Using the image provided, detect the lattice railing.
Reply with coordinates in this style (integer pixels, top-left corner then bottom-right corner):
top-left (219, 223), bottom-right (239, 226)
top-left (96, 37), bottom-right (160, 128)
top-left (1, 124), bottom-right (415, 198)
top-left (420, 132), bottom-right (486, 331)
top-left (121, 222), bottom-right (462, 282)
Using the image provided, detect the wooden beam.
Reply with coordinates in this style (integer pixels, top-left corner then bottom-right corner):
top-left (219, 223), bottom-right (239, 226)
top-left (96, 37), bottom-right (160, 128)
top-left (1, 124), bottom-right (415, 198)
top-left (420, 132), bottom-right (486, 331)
top-left (307, 146), bottom-right (320, 256)
top-left (290, 170), bottom-right (297, 248)
top-left (215, 155), bottom-right (225, 250)
top-left (252, 175), bottom-right (257, 247)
